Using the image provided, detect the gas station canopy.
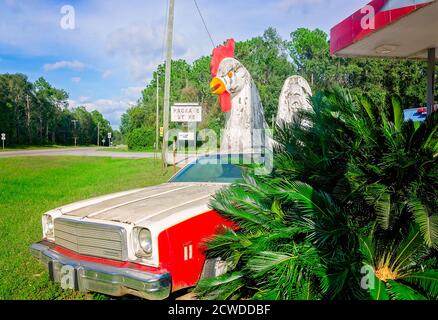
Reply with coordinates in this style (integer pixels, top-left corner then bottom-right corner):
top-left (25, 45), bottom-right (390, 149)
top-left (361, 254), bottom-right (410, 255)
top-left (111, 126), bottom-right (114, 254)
top-left (330, 0), bottom-right (437, 115)
top-left (330, 0), bottom-right (438, 59)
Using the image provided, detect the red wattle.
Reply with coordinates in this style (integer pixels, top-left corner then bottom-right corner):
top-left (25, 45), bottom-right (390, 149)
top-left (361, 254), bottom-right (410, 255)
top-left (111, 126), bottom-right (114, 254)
top-left (220, 92), bottom-right (232, 113)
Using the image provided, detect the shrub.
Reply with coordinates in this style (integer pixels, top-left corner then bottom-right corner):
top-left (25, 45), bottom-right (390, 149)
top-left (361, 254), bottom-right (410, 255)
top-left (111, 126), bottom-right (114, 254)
top-left (126, 127), bottom-right (155, 150)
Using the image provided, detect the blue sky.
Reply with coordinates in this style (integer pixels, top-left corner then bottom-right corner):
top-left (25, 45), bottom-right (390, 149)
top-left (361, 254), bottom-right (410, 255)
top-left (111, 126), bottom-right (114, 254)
top-left (0, 0), bottom-right (369, 128)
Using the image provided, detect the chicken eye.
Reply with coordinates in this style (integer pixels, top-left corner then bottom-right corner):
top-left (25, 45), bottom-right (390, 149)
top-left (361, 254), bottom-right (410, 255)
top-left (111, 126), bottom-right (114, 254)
top-left (227, 71), bottom-right (234, 78)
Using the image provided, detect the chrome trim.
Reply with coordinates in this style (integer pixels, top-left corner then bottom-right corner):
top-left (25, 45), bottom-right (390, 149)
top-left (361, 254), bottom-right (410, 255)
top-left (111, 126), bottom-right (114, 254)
top-left (30, 242), bottom-right (171, 300)
top-left (54, 218), bottom-right (128, 261)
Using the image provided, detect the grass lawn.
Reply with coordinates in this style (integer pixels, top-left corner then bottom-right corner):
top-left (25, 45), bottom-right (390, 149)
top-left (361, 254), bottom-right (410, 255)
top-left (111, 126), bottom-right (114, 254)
top-left (0, 156), bottom-right (173, 300)
top-left (96, 147), bottom-right (159, 153)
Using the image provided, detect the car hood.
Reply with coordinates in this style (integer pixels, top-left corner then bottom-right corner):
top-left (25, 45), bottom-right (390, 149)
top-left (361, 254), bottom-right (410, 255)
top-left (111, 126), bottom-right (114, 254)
top-left (57, 183), bottom-right (227, 226)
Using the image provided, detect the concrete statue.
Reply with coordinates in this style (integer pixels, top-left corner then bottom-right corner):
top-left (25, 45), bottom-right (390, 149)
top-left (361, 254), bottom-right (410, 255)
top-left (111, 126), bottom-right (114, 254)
top-left (210, 39), bottom-right (271, 154)
top-left (276, 75), bottom-right (313, 126)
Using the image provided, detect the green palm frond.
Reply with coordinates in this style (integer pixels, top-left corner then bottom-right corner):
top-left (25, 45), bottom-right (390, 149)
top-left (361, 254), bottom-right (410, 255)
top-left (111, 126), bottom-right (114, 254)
top-left (377, 103), bottom-right (391, 132)
top-left (272, 180), bottom-right (340, 220)
top-left (391, 96), bottom-right (403, 132)
top-left (202, 229), bottom-right (248, 262)
top-left (365, 184), bottom-right (391, 230)
top-left (410, 111), bottom-right (438, 152)
top-left (211, 188), bottom-right (273, 232)
top-left (408, 198), bottom-right (438, 249)
top-left (369, 275), bottom-right (390, 300)
top-left (252, 289), bottom-right (282, 300)
top-left (271, 199), bottom-right (285, 222)
top-left (195, 272), bottom-right (245, 300)
top-left (386, 280), bottom-right (426, 300)
top-left (401, 270), bottom-right (438, 299)
top-left (360, 96), bottom-right (376, 126)
top-left (359, 236), bottom-right (375, 265)
top-left (390, 225), bottom-right (424, 273)
top-left (247, 251), bottom-right (299, 276)
top-left (246, 248), bottom-right (326, 300)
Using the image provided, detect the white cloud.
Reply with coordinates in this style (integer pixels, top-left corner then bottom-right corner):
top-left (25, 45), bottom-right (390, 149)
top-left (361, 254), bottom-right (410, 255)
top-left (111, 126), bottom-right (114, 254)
top-left (44, 60), bottom-right (85, 72)
top-left (102, 70), bottom-right (113, 79)
top-left (278, 0), bottom-right (324, 9)
top-left (79, 96), bottom-right (90, 103)
top-left (71, 77), bottom-right (81, 83)
top-left (105, 22), bottom-right (190, 81)
top-left (69, 97), bottom-right (136, 129)
top-left (122, 86), bottom-right (144, 100)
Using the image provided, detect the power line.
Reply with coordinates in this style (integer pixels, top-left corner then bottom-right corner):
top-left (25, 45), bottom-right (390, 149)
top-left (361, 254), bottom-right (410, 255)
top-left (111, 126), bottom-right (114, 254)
top-left (193, 0), bottom-right (215, 48)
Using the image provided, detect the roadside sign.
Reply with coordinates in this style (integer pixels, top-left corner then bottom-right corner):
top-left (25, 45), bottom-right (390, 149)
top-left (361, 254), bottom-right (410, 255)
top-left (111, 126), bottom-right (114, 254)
top-left (171, 103), bottom-right (202, 123)
top-left (1, 133), bottom-right (5, 141)
top-left (107, 132), bottom-right (112, 139)
top-left (178, 132), bottom-right (195, 141)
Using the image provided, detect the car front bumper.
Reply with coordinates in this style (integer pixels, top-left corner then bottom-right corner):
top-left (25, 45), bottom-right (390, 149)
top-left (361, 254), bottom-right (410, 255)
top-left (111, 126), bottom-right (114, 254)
top-left (30, 241), bottom-right (171, 300)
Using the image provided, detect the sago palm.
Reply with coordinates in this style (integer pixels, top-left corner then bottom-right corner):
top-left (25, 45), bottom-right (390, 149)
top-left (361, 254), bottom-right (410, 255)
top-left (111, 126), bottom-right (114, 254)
top-left (359, 224), bottom-right (438, 300)
top-left (195, 87), bottom-right (437, 300)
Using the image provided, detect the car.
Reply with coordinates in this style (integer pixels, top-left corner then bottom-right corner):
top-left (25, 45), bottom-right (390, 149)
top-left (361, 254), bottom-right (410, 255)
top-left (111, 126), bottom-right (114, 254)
top-left (404, 104), bottom-right (437, 122)
top-left (30, 154), bottom-right (260, 300)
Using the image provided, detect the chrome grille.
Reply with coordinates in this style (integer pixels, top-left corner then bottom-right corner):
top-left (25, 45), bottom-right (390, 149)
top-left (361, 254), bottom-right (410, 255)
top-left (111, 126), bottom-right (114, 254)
top-left (54, 218), bottom-right (126, 261)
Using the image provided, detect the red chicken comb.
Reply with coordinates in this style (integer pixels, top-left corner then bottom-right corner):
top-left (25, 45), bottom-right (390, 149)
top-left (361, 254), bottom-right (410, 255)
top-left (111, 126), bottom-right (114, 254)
top-left (211, 39), bottom-right (235, 78)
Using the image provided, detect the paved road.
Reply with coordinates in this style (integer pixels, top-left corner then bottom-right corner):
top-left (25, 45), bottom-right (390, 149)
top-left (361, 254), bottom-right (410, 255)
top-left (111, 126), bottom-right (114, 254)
top-left (0, 147), bottom-right (159, 159)
top-left (0, 147), bottom-right (199, 166)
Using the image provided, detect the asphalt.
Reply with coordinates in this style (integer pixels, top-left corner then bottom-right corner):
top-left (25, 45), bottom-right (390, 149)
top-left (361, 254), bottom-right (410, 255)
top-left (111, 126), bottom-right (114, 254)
top-left (0, 147), bottom-right (159, 159)
top-left (0, 147), bottom-right (200, 167)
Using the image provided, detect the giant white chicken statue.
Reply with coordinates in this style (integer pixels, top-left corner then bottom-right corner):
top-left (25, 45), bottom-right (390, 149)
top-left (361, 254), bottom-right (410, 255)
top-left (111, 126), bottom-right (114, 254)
top-left (210, 39), bottom-right (270, 154)
top-left (276, 75), bottom-right (313, 126)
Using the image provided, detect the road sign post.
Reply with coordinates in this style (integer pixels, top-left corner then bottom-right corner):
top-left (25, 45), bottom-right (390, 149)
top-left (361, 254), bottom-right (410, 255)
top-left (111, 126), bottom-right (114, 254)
top-left (71, 120), bottom-right (78, 146)
top-left (170, 103), bottom-right (202, 165)
top-left (107, 132), bottom-right (112, 147)
top-left (1, 133), bottom-right (5, 151)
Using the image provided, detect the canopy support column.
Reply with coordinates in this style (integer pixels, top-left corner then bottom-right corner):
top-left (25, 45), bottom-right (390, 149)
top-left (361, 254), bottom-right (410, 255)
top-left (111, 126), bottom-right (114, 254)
top-left (427, 48), bottom-right (435, 115)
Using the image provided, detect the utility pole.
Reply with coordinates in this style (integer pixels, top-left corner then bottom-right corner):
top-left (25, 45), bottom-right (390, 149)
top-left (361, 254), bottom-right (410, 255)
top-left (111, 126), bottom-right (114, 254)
top-left (156, 72), bottom-right (160, 154)
top-left (97, 122), bottom-right (100, 146)
top-left (71, 120), bottom-right (78, 147)
top-left (25, 95), bottom-right (32, 144)
top-left (161, 0), bottom-right (175, 167)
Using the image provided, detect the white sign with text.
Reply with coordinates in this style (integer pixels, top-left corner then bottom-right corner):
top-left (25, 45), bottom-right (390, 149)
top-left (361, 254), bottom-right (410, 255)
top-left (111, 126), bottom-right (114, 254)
top-left (178, 132), bottom-right (195, 141)
top-left (171, 104), bottom-right (202, 123)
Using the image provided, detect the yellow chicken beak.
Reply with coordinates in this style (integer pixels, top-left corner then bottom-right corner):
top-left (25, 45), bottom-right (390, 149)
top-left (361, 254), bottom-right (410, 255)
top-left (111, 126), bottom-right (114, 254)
top-left (210, 77), bottom-right (226, 95)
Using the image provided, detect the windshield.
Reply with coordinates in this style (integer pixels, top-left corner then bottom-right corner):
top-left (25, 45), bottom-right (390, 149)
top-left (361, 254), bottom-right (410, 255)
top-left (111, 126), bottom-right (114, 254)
top-left (169, 161), bottom-right (243, 183)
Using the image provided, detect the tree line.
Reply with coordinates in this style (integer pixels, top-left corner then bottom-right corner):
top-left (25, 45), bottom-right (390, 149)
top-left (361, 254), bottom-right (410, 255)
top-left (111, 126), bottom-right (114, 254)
top-left (0, 74), bottom-right (112, 146)
top-left (121, 27), bottom-right (433, 149)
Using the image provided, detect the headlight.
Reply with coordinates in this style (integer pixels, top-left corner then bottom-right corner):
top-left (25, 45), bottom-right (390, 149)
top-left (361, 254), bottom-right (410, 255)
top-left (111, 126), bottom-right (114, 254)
top-left (42, 214), bottom-right (54, 240)
top-left (134, 228), bottom-right (152, 258)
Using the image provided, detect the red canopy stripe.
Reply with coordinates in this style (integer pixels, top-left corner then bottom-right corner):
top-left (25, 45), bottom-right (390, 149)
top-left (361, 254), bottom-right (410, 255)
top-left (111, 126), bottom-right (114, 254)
top-left (330, 0), bottom-right (434, 55)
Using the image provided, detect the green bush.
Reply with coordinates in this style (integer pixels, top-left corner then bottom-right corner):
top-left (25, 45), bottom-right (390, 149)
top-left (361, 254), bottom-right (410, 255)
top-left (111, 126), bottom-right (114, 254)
top-left (126, 128), bottom-right (155, 150)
